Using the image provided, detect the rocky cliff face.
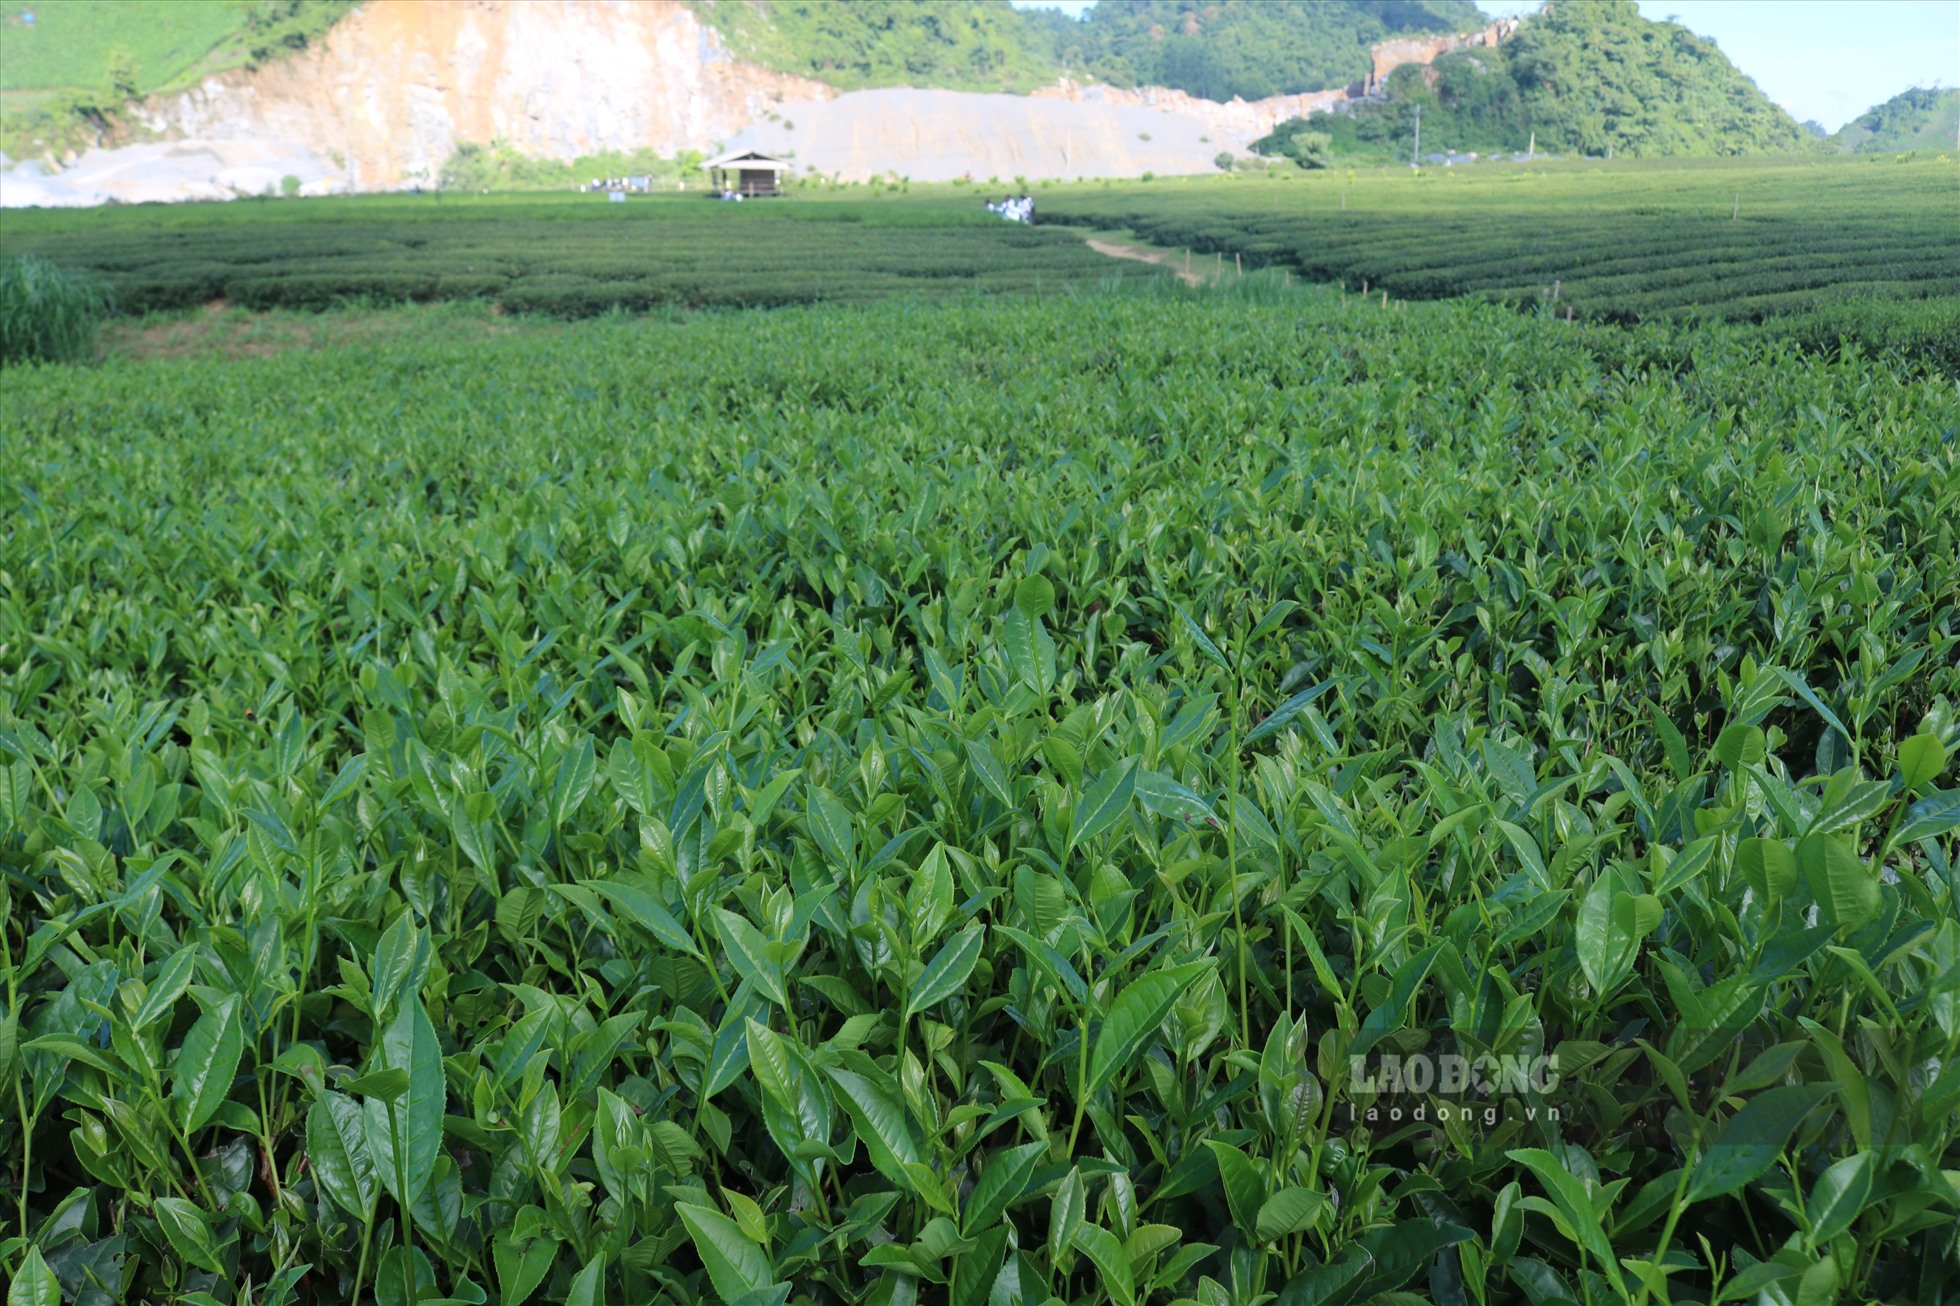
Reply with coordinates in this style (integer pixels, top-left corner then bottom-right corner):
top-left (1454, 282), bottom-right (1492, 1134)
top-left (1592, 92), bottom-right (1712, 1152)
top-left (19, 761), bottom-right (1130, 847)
top-left (134, 0), bottom-right (835, 188)
top-left (21, 1), bottom-right (1518, 201)
top-left (1032, 79), bottom-right (1353, 142)
top-left (1369, 18), bottom-right (1519, 89)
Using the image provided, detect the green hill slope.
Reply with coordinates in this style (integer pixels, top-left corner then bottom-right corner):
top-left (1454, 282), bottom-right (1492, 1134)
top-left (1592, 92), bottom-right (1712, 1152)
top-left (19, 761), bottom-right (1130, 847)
top-left (0, 0), bottom-right (353, 157)
top-left (690, 0), bottom-right (1061, 93)
top-left (692, 0), bottom-right (1485, 101)
top-left (1832, 86), bottom-right (1960, 153)
top-left (1026, 0), bottom-right (1487, 101)
top-left (701, 0), bottom-right (1808, 160)
top-left (1257, 0), bottom-right (1807, 162)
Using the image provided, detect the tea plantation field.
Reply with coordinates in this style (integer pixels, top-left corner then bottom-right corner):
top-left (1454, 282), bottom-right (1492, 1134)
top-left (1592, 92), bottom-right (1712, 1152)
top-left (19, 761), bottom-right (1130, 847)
top-left (0, 192), bottom-right (1131, 317)
top-left (1039, 155), bottom-right (1960, 332)
top-left (4, 278), bottom-right (1960, 1306)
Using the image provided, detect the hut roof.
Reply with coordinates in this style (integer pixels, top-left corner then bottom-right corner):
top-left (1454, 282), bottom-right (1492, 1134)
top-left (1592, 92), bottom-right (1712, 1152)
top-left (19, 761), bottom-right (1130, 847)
top-left (701, 149), bottom-right (792, 171)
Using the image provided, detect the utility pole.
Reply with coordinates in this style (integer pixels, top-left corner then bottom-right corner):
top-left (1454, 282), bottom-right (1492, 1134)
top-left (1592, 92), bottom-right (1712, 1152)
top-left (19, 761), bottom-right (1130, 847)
top-left (1411, 103), bottom-right (1422, 168)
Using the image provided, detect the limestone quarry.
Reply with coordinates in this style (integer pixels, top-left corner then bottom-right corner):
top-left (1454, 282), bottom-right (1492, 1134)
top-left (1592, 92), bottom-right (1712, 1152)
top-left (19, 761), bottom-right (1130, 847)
top-left (0, 1), bottom-right (1518, 206)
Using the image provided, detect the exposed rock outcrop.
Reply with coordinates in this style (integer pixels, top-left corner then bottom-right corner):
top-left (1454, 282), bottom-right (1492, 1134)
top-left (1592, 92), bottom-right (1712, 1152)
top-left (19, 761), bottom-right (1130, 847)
top-left (132, 0), bottom-right (834, 189)
top-left (1369, 18), bottom-right (1520, 90)
top-left (3, 2), bottom-right (1526, 204)
top-left (1033, 79), bottom-right (1353, 143)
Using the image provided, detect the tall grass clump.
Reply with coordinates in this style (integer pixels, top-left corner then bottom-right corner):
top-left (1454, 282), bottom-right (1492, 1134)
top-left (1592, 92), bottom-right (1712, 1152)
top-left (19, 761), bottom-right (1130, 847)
top-left (0, 254), bottom-right (112, 365)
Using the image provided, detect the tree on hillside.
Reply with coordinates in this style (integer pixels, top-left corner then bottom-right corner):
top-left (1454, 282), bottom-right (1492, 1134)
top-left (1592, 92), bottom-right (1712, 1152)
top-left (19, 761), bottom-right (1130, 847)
top-left (1504, 0), bottom-right (1804, 156)
top-left (1302, 0), bottom-right (1806, 161)
top-left (1065, 0), bottom-right (1487, 99)
top-left (1832, 86), bottom-right (1960, 152)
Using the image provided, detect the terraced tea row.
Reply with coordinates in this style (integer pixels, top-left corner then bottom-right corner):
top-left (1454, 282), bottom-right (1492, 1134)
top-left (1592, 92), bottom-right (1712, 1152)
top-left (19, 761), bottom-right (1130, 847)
top-left (2, 193), bottom-right (1140, 316)
top-left (1039, 156), bottom-right (1960, 347)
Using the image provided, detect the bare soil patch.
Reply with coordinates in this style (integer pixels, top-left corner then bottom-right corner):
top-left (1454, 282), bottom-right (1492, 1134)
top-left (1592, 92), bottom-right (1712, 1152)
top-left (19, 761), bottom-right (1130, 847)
top-left (1084, 237), bottom-right (1207, 287)
top-left (103, 300), bottom-right (532, 361)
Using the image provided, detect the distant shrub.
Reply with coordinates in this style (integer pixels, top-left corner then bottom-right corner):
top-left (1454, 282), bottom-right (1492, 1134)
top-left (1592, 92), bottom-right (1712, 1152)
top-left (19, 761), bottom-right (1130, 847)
top-left (1214, 151), bottom-right (1235, 171)
top-left (226, 273), bottom-right (438, 311)
top-left (500, 277), bottom-right (672, 318)
top-left (281, 174), bottom-right (303, 197)
top-left (434, 274), bottom-right (511, 301)
top-left (0, 255), bottom-right (112, 366)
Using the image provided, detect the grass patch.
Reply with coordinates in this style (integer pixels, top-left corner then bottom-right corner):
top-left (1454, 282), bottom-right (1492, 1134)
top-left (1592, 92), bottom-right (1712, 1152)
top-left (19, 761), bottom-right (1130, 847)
top-left (0, 252), bottom-right (111, 364)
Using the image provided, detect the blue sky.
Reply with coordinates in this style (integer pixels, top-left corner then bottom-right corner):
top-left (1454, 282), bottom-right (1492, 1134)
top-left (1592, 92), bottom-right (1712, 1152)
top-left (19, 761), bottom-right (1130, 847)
top-left (1007, 1), bottom-right (1960, 131)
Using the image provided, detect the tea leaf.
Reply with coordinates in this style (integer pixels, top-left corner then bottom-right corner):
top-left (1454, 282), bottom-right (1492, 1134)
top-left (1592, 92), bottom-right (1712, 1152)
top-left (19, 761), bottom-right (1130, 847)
top-left (963, 1139), bottom-right (1045, 1235)
top-left (1089, 962), bottom-right (1210, 1094)
top-left (1687, 1084), bottom-right (1837, 1203)
top-left (154, 1196), bottom-right (228, 1275)
top-left (1804, 1151), bottom-right (1874, 1248)
top-left (8, 1247), bottom-right (59, 1306)
top-left (1069, 759), bottom-right (1138, 852)
top-left (678, 1203), bottom-right (777, 1302)
top-left (170, 994), bottom-right (243, 1134)
top-left (907, 924), bottom-right (986, 1018)
top-left (307, 1090), bottom-right (377, 1219)
top-left (363, 994), bottom-right (444, 1208)
top-left (130, 946), bottom-right (198, 1032)
top-left (1015, 575), bottom-right (1056, 621)
top-left (1798, 834), bottom-right (1878, 932)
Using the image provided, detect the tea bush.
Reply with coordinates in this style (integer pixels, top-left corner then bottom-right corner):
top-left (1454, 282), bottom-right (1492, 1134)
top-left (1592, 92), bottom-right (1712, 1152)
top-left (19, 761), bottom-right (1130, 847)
top-left (0, 194), bottom-right (1131, 319)
top-left (1038, 155), bottom-right (1960, 336)
top-left (3, 289), bottom-right (1959, 1304)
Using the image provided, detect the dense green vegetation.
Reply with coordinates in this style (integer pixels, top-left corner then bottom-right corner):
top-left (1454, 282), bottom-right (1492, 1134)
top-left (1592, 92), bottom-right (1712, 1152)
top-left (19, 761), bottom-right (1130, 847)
top-left (692, 0), bottom-right (1481, 101)
top-left (0, 0), bottom-right (354, 158)
top-left (1831, 87), bottom-right (1960, 155)
top-left (693, 0), bottom-right (1064, 94)
top-left (0, 253), bottom-right (111, 365)
top-left (1252, 0), bottom-right (1805, 163)
top-left (5, 273), bottom-right (1959, 1304)
top-left (1019, 0), bottom-right (1484, 102)
top-left (437, 144), bottom-right (707, 195)
top-left (11, 156), bottom-right (1954, 356)
top-left (0, 193), bottom-right (1139, 318)
top-left (1040, 156), bottom-right (1960, 357)
top-left (699, 0), bottom-right (1813, 158)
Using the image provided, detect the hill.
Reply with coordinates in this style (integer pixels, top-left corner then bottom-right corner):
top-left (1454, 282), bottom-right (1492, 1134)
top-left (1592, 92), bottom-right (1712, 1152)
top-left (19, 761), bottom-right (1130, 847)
top-left (0, 0), bottom-right (351, 156)
top-left (701, 0), bottom-right (1806, 161)
top-left (1831, 86), bottom-right (1960, 153)
top-left (1, 0), bottom-right (1897, 203)
top-left (1256, 0), bottom-right (1807, 163)
top-left (689, 1), bottom-right (1486, 101)
top-left (688, 0), bottom-right (1060, 94)
top-left (1016, 0), bottom-right (1487, 101)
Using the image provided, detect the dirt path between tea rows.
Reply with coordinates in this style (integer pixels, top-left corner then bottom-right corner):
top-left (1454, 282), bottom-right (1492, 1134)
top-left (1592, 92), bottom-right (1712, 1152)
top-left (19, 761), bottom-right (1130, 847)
top-left (1083, 237), bottom-right (1207, 287)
